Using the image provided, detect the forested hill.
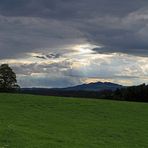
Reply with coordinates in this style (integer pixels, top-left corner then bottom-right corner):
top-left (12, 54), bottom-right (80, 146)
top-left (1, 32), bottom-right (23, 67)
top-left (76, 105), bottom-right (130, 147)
top-left (62, 82), bottom-right (123, 91)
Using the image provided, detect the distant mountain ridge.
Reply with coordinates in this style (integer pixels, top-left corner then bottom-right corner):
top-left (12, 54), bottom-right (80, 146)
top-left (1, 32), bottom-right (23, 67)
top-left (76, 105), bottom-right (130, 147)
top-left (20, 82), bottom-right (124, 98)
top-left (61, 82), bottom-right (123, 91)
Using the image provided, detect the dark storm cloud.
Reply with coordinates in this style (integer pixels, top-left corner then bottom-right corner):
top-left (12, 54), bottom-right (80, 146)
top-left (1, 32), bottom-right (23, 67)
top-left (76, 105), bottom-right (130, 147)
top-left (0, 15), bottom-right (83, 59)
top-left (0, 0), bottom-right (145, 18)
top-left (0, 0), bottom-right (147, 58)
top-left (92, 47), bottom-right (148, 57)
top-left (1, 0), bottom-right (148, 87)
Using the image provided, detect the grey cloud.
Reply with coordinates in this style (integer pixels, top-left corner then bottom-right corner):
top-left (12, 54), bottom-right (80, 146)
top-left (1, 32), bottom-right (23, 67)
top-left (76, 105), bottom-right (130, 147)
top-left (92, 47), bottom-right (148, 57)
top-left (11, 61), bottom-right (82, 87)
top-left (18, 75), bottom-right (82, 88)
top-left (8, 52), bottom-right (148, 87)
top-left (74, 8), bottom-right (148, 55)
top-left (0, 0), bottom-right (147, 58)
top-left (11, 60), bottom-right (72, 76)
top-left (0, 0), bottom-right (146, 18)
top-left (0, 15), bottom-right (84, 59)
top-left (0, 0), bottom-right (148, 87)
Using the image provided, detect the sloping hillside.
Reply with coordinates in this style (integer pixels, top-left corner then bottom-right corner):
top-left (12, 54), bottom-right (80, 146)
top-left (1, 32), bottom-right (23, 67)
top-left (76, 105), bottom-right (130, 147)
top-left (62, 82), bottom-right (123, 91)
top-left (0, 93), bottom-right (147, 148)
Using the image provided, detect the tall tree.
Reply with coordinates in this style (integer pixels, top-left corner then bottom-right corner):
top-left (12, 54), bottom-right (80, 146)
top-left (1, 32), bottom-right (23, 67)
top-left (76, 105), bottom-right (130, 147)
top-left (0, 64), bottom-right (20, 91)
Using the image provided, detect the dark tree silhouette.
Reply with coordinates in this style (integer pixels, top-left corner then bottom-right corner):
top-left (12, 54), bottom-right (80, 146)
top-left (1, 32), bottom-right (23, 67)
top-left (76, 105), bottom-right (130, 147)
top-left (0, 64), bottom-right (20, 92)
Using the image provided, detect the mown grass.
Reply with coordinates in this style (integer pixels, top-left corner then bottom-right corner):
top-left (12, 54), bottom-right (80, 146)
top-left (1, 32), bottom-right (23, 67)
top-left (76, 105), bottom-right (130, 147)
top-left (0, 93), bottom-right (147, 148)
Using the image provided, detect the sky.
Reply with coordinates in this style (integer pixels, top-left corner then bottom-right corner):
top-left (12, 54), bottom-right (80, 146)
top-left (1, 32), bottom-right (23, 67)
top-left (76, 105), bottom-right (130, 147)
top-left (0, 0), bottom-right (148, 88)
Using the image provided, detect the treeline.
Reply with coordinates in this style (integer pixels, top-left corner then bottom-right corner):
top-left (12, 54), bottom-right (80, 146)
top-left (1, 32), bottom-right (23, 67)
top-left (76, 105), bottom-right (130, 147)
top-left (112, 83), bottom-right (148, 102)
top-left (20, 88), bottom-right (106, 98)
top-left (20, 84), bottom-right (148, 102)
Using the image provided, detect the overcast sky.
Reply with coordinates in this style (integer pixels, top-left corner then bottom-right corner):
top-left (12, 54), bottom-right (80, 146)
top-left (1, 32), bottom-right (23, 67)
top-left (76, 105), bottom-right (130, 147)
top-left (0, 0), bottom-right (148, 87)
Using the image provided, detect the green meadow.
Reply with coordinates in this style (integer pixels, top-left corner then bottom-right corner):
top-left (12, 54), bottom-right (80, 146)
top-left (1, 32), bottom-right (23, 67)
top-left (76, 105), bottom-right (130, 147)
top-left (0, 93), bottom-right (147, 148)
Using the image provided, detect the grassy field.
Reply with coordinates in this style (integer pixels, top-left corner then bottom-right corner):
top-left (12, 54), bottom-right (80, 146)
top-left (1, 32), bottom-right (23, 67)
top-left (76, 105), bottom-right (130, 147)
top-left (0, 94), bottom-right (147, 148)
